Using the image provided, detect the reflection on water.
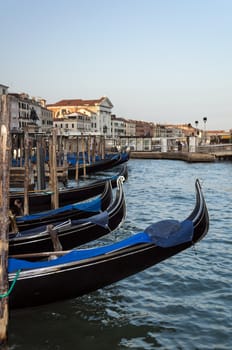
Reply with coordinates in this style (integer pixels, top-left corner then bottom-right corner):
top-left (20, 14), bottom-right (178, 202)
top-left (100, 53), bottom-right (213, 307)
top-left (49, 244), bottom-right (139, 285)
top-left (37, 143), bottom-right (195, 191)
top-left (9, 159), bottom-right (232, 349)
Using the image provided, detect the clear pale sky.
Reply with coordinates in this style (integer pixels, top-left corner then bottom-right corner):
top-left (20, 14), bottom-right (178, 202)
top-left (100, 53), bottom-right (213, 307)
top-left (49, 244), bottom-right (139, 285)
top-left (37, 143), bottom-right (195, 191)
top-left (1, 0), bottom-right (232, 131)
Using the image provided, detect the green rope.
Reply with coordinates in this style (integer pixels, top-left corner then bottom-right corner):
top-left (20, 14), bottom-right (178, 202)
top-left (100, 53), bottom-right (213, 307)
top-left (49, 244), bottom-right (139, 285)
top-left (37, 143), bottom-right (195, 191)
top-left (0, 270), bottom-right (21, 298)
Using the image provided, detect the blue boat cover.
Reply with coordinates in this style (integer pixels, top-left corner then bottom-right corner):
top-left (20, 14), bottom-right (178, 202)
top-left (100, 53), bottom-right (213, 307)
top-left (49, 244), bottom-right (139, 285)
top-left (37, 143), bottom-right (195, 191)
top-left (8, 219), bottom-right (193, 273)
top-left (14, 211), bottom-right (110, 237)
top-left (16, 196), bottom-right (102, 222)
top-left (67, 153), bottom-right (120, 165)
top-left (144, 219), bottom-right (193, 247)
top-left (70, 210), bottom-right (109, 228)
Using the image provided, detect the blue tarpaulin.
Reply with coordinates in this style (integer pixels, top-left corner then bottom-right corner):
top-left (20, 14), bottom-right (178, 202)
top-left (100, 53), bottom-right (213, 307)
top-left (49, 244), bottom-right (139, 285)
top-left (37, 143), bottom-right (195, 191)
top-left (8, 219), bottom-right (193, 273)
top-left (16, 196), bottom-right (102, 222)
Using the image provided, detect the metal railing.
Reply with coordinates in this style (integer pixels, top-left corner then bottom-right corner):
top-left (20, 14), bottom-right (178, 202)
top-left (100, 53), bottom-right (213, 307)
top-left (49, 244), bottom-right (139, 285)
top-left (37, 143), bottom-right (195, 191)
top-left (197, 143), bottom-right (232, 154)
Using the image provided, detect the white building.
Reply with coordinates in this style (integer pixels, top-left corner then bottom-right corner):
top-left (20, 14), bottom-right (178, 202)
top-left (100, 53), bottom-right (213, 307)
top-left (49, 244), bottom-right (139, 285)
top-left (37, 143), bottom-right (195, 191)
top-left (111, 115), bottom-right (126, 138)
top-left (53, 112), bottom-right (91, 136)
top-left (0, 88), bottom-right (53, 134)
top-left (0, 84), bottom-right (8, 95)
top-left (125, 119), bottom-right (136, 136)
top-left (47, 96), bottom-right (113, 136)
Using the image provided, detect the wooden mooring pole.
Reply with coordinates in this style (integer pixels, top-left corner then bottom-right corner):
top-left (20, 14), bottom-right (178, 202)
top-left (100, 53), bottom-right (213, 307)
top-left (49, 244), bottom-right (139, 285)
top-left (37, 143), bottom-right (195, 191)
top-left (81, 135), bottom-right (86, 177)
top-left (50, 128), bottom-right (59, 209)
top-left (23, 128), bottom-right (29, 215)
top-left (92, 135), bottom-right (96, 163)
top-left (0, 95), bottom-right (11, 346)
top-left (87, 135), bottom-right (91, 165)
top-left (75, 136), bottom-right (79, 182)
top-left (36, 134), bottom-right (46, 190)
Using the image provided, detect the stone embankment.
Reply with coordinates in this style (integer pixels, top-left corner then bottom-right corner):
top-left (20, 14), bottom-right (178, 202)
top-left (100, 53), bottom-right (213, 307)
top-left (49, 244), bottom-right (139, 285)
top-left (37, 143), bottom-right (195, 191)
top-left (130, 151), bottom-right (215, 162)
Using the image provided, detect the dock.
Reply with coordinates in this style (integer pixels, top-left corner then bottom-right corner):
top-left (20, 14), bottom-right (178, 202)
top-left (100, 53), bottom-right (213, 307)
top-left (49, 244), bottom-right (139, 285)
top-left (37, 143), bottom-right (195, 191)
top-left (130, 143), bottom-right (232, 162)
top-left (197, 144), bottom-right (232, 161)
top-left (130, 151), bottom-right (216, 162)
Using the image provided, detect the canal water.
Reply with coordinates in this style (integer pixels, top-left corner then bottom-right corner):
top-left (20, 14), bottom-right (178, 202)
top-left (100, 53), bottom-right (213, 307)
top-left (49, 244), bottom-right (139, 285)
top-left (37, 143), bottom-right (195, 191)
top-left (8, 159), bottom-right (232, 349)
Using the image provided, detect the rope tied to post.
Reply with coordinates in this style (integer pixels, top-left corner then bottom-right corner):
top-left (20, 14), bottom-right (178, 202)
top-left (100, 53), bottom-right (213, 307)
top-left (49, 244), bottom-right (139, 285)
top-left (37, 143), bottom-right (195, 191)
top-left (0, 270), bottom-right (21, 298)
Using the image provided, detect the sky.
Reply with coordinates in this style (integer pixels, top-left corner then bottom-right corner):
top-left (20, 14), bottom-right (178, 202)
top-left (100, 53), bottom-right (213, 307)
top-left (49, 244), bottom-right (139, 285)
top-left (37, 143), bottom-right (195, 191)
top-left (1, 0), bottom-right (232, 131)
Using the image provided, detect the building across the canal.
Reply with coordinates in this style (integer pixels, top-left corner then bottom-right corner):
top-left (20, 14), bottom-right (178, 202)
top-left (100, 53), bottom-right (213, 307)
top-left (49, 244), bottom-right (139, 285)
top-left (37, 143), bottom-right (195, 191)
top-left (1, 83), bottom-right (231, 154)
top-left (47, 97), bottom-right (113, 137)
top-left (0, 84), bottom-right (53, 135)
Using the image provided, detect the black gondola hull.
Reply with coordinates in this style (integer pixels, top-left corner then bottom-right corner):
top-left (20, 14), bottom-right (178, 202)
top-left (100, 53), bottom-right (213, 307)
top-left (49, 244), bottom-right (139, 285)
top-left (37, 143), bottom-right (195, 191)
top-left (13, 180), bottom-right (113, 231)
top-left (10, 164), bottom-right (128, 213)
top-left (8, 179), bottom-right (209, 309)
top-left (9, 180), bottom-right (126, 255)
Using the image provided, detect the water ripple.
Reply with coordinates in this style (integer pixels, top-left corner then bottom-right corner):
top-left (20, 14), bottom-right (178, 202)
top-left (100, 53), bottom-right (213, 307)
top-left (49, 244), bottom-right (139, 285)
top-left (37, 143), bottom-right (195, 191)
top-left (9, 159), bottom-right (232, 350)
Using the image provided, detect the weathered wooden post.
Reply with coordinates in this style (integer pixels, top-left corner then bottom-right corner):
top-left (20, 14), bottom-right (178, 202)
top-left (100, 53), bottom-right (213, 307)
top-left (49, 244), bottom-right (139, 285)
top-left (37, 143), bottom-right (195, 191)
top-left (81, 135), bottom-right (86, 177)
top-left (23, 128), bottom-right (30, 215)
top-left (57, 134), bottom-right (62, 166)
top-left (97, 136), bottom-right (101, 159)
top-left (99, 135), bottom-right (104, 159)
top-left (102, 135), bottom-right (105, 159)
top-left (19, 134), bottom-right (23, 168)
top-left (50, 128), bottom-right (59, 209)
top-left (36, 134), bottom-right (46, 190)
top-left (0, 95), bottom-right (11, 346)
top-left (63, 140), bottom-right (68, 170)
top-left (87, 135), bottom-right (91, 164)
top-left (75, 136), bottom-right (79, 182)
top-left (92, 135), bottom-right (96, 163)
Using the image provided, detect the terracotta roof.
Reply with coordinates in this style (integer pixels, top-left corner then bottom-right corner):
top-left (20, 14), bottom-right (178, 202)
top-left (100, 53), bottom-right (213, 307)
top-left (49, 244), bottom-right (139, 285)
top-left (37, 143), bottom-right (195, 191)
top-left (207, 130), bottom-right (227, 133)
top-left (47, 97), bottom-right (105, 107)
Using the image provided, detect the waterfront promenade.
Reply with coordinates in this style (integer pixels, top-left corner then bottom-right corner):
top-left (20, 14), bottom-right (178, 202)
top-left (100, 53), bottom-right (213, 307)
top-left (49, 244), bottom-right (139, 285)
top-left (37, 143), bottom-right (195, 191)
top-left (130, 151), bottom-right (216, 162)
top-left (130, 143), bottom-right (232, 162)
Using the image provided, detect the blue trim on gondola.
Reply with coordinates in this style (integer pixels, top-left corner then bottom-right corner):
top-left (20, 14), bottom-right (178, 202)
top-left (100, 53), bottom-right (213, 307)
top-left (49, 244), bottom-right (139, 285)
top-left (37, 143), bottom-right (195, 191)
top-left (16, 196), bottom-right (102, 222)
top-left (13, 211), bottom-right (110, 238)
top-left (8, 220), bottom-right (193, 273)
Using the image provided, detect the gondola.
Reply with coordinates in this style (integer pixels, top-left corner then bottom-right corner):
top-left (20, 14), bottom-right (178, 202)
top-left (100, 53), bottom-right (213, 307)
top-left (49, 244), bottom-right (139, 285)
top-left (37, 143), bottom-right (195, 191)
top-left (9, 164), bottom-right (128, 214)
top-left (68, 153), bottom-right (122, 178)
top-left (11, 180), bottom-right (113, 232)
top-left (8, 179), bottom-right (209, 309)
top-left (9, 177), bottom-right (126, 256)
top-left (66, 150), bottom-right (129, 167)
top-left (107, 150), bottom-right (130, 164)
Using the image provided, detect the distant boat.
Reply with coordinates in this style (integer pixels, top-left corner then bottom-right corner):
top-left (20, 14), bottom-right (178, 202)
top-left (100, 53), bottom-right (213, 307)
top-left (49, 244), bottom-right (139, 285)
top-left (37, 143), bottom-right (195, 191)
top-left (8, 179), bottom-right (209, 309)
top-left (67, 151), bottom-right (129, 178)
